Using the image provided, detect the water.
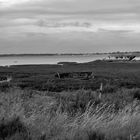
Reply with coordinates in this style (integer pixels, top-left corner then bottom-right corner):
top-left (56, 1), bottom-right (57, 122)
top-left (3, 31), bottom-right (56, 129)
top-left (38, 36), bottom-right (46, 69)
top-left (0, 54), bottom-right (107, 66)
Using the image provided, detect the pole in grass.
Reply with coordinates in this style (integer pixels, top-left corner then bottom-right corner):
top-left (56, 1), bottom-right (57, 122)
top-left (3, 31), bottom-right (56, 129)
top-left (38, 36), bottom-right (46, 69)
top-left (99, 83), bottom-right (103, 100)
top-left (57, 72), bottom-right (60, 79)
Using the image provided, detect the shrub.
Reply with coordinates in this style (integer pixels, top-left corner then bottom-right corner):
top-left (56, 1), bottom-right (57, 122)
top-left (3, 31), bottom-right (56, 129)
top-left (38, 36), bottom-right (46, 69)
top-left (86, 130), bottom-right (105, 140)
top-left (0, 83), bottom-right (12, 92)
top-left (0, 117), bottom-right (31, 140)
top-left (133, 89), bottom-right (140, 100)
top-left (103, 84), bottom-right (117, 93)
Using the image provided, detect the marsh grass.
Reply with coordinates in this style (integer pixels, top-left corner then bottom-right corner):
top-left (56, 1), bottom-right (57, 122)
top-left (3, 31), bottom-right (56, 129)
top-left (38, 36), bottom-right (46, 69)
top-left (0, 117), bottom-right (31, 140)
top-left (0, 88), bottom-right (140, 140)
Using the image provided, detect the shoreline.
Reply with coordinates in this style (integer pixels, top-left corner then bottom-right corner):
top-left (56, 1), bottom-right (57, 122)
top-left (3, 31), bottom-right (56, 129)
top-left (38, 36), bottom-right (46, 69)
top-left (0, 59), bottom-right (140, 67)
top-left (0, 51), bottom-right (140, 57)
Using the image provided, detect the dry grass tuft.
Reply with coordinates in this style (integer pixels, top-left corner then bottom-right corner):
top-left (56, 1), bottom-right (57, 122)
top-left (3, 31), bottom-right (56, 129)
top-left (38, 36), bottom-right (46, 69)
top-left (1, 88), bottom-right (140, 140)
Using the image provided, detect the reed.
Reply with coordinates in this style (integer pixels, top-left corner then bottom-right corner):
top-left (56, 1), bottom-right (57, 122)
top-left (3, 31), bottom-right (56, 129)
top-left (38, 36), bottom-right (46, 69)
top-left (0, 88), bottom-right (140, 140)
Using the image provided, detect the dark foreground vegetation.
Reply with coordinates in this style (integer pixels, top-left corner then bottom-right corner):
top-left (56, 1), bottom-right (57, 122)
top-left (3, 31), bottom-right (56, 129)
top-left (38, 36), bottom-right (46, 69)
top-left (0, 60), bottom-right (140, 92)
top-left (0, 60), bottom-right (140, 140)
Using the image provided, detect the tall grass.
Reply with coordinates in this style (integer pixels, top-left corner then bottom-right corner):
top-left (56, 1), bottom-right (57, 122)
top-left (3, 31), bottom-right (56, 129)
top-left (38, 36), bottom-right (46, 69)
top-left (0, 88), bottom-right (140, 140)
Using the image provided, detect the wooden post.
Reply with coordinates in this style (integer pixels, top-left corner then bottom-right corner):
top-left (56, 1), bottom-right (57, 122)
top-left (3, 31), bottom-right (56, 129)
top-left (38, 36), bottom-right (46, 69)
top-left (100, 83), bottom-right (103, 91)
top-left (57, 72), bottom-right (60, 79)
top-left (99, 83), bottom-right (103, 100)
top-left (91, 72), bottom-right (94, 79)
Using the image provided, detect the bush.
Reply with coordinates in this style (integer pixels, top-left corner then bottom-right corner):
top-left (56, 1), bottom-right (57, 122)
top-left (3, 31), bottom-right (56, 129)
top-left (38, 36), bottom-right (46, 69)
top-left (103, 84), bottom-right (117, 93)
top-left (0, 83), bottom-right (12, 92)
top-left (86, 130), bottom-right (105, 140)
top-left (0, 117), bottom-right (31, 140)
top-left (133, 89), bottom-right (140, 100)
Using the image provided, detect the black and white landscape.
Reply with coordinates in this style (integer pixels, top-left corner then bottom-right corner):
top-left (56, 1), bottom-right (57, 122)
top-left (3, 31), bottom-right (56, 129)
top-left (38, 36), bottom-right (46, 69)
top-left (0, 0), bottom-right (140, 140)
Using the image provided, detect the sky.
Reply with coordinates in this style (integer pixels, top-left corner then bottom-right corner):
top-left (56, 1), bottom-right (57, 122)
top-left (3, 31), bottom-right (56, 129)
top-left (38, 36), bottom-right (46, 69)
top-left (0, 0), bottom-right (140, 54)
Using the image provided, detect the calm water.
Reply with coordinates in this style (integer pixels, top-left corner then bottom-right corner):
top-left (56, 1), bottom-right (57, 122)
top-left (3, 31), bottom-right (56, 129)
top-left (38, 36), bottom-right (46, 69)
top-left (0, 54), bottom-right (107, 66)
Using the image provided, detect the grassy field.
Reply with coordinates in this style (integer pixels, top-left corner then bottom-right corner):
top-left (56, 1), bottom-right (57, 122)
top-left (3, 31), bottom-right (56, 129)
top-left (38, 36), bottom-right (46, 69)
top-left (0, 61), bottom-right (140, 140)
top-left (0, 60), bottom-right (140, 91)
top-left (0, 88), bottom-right (140, 140)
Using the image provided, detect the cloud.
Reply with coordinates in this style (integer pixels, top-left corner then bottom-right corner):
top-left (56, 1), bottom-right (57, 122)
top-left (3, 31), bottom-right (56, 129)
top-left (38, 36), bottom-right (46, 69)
top-left (0, 0), bottom-right (140, 12)
top-left (0, 0), bottom-right (73, 9)
top-left (1, 17), bottom-right (140, 41)
top-left (1, 0), bottom-right (140, 53)
top-left (1, 0), bottom-right (140, 20)
top-left (0, 0), bottom-right (31, 8)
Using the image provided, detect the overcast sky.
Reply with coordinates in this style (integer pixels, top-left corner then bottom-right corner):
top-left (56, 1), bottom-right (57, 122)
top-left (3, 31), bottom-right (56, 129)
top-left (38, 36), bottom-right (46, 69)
top-left (0, 0), bottom-right (140, 54)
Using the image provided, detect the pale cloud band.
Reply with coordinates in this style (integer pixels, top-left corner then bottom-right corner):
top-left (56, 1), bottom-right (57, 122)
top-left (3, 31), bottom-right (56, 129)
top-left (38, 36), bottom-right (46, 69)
top-left (0, 0), bottom-right (140, 53)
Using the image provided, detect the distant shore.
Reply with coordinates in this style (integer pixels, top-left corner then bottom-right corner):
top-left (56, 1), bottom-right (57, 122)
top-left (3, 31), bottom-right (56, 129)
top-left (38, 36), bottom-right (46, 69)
top-left (0, 53), bottom-right (106, 57)
top-left (0, 51), bottom-right (140, 57)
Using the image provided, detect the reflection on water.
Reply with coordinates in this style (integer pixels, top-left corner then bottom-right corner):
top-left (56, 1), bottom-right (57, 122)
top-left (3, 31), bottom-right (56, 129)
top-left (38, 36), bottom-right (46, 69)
top-left (0, 55), bottom-right (107, 66)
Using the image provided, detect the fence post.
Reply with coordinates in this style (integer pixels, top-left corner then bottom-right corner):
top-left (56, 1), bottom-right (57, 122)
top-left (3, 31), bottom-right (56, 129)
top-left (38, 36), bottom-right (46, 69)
top-left (99, 83), bottom-right (103, 100)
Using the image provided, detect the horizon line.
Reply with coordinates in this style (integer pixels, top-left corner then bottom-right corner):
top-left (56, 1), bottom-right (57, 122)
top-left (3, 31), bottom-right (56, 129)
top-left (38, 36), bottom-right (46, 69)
top-left (0, 51), bottom-right (140, 56)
